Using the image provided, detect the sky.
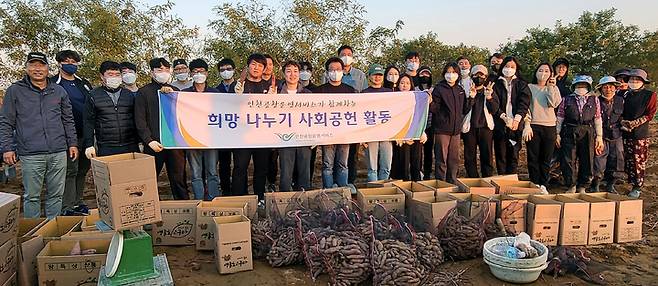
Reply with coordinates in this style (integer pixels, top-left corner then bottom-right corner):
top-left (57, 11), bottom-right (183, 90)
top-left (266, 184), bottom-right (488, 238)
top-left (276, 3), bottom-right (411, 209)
top-left (158, 0), bottom-right (658, 51)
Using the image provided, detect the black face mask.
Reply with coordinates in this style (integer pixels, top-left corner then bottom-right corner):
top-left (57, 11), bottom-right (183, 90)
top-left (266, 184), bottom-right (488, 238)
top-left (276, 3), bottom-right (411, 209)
top-left (472, 77), bottom-right (485, 87)
top-left (419, 76), bottom-right (431, 84)
top-left (491, 65), bottom-right (500, 74)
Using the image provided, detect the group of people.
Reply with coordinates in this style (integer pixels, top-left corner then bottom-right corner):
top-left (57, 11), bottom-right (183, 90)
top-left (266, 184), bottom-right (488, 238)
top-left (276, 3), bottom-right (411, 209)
top-left (0, 46), bottom-right (655, 219)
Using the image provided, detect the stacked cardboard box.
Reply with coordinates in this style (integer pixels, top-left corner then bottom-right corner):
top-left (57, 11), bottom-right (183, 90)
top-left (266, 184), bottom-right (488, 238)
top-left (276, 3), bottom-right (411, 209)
top-left (0, 193), bottom-right (19, 285)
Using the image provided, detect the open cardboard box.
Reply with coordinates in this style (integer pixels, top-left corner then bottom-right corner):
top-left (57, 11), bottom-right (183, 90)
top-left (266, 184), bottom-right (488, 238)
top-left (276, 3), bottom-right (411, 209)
top-left (470, 194), bottom-right (500, 224)
top-left (553, 195), bottom-right (590, 246)
top-left (392, 181), bottom-right (435, 218)
top-left (152, 200), bottom-right (200, 246)
top-left (526, 195), bottom-right (562, 246)
top-left (33, 216), bottom-right (83, 243)
top-left (456, 178), bottom-right (496, 195)
top-left (563, 193), bottom-right (615, 245)
top-left (213, 215), bottom-right (252, 274)
top-left (264, 191), bottom-right (306, 218)
top-left (36, 239), bottom-right (110, 286)
top-left (587, 192), bottom-right (642, 243)
top-left (17, 218), bottom-right (46, 286)
top-left (482, 174), bottom-right (519, 183)
top-left (366, 179), bottom-right (402, 188)
top-left (499, 195), bottom-right (529, 234)
top-left (196, 201), bottom-right (246, 251)
top-left (491, 179), bottom-right (542, 194)
top-left (81, 209), bottom-right (101, 231)
top-left (409, 195), bottom-right (457, 235)
top-left (212, 195), bottom-right (258, 220)
top-left (417, 179), bottom-right (460, 194)
top-left (305, 188), bottom-right (352, 211)
top-left (356, 187), bottom-right (405, 215)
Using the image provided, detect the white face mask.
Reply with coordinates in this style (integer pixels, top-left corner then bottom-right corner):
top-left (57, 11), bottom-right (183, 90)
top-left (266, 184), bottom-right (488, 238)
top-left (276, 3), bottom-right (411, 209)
top-left (460, 69), bottom-right (470, 77)
top-left (328, 70), bottom-right (343, 82)
top-left (340, 55), bottom-right (354, 66)
top-left (192, 73), bottom-right (207, 84)
top-left (220, 70), bottom-right (234, 80)
top-left (122, 73), bottom-right (137, 85)
top-left (406, 61), bottom-right (419, 72)
top-left (536, 71), bottom-right (550, 83)
top-left (153, 72), bottom-right (171, 84)
top-left (386, 74), bottom-right (399, 84)
top-left (174, 72), bottom-right (188, 81)
top-left (502, 67), bottom-right (516, 77)
top-left (628, 82), bottom-right (643, 90)
top-left (300, 71), bottom-right (312, 81)
top-left (444, 72), bottom-right (458, 83)
top-left (574, 87), bottom-right (589, 96)
top-left (105, 76), bottom-right (122, 89)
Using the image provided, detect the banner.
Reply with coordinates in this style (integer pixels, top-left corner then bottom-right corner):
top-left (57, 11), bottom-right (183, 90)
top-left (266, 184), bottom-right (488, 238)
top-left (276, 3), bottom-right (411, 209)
top-left (159, 90), bottom-right (430, 149)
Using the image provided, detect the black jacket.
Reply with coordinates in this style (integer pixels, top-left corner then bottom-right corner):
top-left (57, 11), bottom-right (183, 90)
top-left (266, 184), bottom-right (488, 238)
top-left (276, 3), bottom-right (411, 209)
top-left (83, 87), bottom-right (138, 149)
top-left (0, 76), bottom-right (77, 155)
top-left (50, 74), bottom-right (93, 136)
top-left (600, 96), bottom-right (624, 140)
top-left (622, 88), bottom-right (657, 139)
top-left (429, 81), bottom-right (474, 135)
top-left (216, 81), bottom-right (236, 93)
top-left (134, 80), bottom-right (179, 144)
top-left (492, 77), bottom-right (531, 132)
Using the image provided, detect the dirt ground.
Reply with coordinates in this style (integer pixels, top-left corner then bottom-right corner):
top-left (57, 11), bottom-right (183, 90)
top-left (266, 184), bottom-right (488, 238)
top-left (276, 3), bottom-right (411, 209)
top-left (2, 123), bottom-right (657, 285)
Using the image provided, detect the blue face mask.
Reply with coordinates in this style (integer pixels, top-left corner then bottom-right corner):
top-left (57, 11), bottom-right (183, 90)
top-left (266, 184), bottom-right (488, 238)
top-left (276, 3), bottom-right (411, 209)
top-left (61, 64), bottom-right (78, 75)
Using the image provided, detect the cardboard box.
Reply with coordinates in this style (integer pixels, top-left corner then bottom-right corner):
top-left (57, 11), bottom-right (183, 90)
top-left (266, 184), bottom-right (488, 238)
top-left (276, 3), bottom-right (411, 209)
top-left (0, 239), bottom-right (17, 285)
top-left (196, 201), bottom-right (246, 251)
top-left (356, 187), bottom-right (405, 215)
top-left (212, 195), bottom-right (258, 220)
top-left (37, 239), bottom-right (109, 286)
top-left (417, 180), bottom-right (460, 194)
top-left (0, 193), bottom-right (19, 247)
top-left (409, 195), bottom-right (457, 235)
top-left (305, 188), bottom-right (352, 211)
top-left (17, 218), bottom-right (46, 286)
top-left (482, 174), bottom-right (519, 183)
top-left (456, 178), bottom-right (496, 195)
top-left (2, 273), bottom-right (15, 286)
top-left (152, 200), bottom-right (199, 246)
top-left (491, 180), bottom-right (542, 194)
top-left (213, 215), bottom-right (252, 274)
top-left (470, 195), bottom-right (499, 224)
top-left (564, 194), bottom-right (615, 245)
top-left (499, 195), bottom-right (528, 234)
top-left (588, 192), bottom-right (643, 243)
top-left (60, 230), bottom-right (114, 241)
top-left (526, 196), bottom-right (562, 246)
top-left (366, 179), bottom-right (402, 188)
top-left (33, 216), bottom-right (83, 243)
top-left (264, 191), bottom-right (306, 218)
top-left (553, 195), bottom-right (590, 245)
top-left (90, 153), bottom-right (161, 231)
top-left (392, 181), bottom-right (435, 218)
top-left (81, 209), bottom-right (101, 231)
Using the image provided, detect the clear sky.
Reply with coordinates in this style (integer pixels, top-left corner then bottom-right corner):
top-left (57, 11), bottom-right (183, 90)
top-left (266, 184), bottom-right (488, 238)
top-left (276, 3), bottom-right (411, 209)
top-left (158, 0), bottom-right (658, 51)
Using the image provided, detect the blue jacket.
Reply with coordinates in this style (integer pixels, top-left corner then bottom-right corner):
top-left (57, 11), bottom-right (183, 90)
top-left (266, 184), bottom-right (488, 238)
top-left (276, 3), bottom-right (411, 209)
top-left (0, 76), bottom-right (77, 156)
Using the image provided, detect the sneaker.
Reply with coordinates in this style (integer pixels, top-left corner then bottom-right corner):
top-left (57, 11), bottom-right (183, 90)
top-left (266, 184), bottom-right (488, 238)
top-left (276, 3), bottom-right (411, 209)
top-left (566, 186), bottom-right (577, 193)
top-left (347, 184), bottom-right (357, 195)
top-left (73, 204), bottom-right (90, 215)
top-left (576, 187), bottom-right (587, 194)
top-left (628, 188), bottom-right (641, 199)
top-left (61, 209), bottom-right (79, 216)
top-left (590, 178), bottom-right (600, 193)
top-left (266, 184), bottom-right (276, 193)
top-left (539, 185), bottom-right (549, 195)
top-left (605, 182), bottom-right (618, 194)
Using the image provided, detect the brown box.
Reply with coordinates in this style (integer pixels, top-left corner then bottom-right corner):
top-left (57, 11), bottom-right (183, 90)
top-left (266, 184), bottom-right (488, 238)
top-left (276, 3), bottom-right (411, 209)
top-left (196, 201), bottom-right (246, 251)
top-left (417, 180), bottom-right (460, 194)
top-left (305, 188), bottom-right (352, 211)
top-left (564, 194), bottom-right (615, 245)
top-left (17, 218), bottom-right (46, 286)
top-left (0, 238), bottom-right (17, 285)
top-left (264, 191), bottom-right (306, 218)
top-left (366, 179), bottom-right (402, 188)
top-left (60, 230), bottom-right (114, 241)
top-left (81, 209), bottom-right (101, 231)
top-left (356, 187), bottom-right (405, 215)
top-left (470, 195), bottom-right (499, 224)
top-left (214, 215), bottom-right (252, 274)
top-left (0, 193), bottom-right (19, 247)
top-left (33, 217), bottom-right (83, 243)
top-left (90, 153), bottom-right (161, 231)
top-left (152, 200), bottom-right (199, 246)
top-left (482, 174), bottom-right (519, 183)
top-left (392, 181), bottom-right (435, 218)
top-left (409, 195), bottom-right (457, 235)
top-left (36, 239), bottom-right (109, 286)
top-left (2, 273), bottom-right (15, 286)
top-left (491, 180), bottom-right (542, 194)
top-left (456, 178), bottom-right (496, 195)
top-left (212, 195), bottom-right (258, 220)
top-left (526, 196), bottom-right (562, 246)
top-left (588, 192), bottom-right (642, 243)
top-left (553, 195), bottom-right (590, 245)
top-left (499, 195), bottom-right (528, 234)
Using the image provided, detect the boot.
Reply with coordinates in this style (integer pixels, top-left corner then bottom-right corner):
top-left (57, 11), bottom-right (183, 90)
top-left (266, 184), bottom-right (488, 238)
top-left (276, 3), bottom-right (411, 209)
top-left (628, 187), bottom-right (641, 198)
top-left (605, 180), bottom-right (618, 194)
top-left (590, 177), bottom-right (601, 193)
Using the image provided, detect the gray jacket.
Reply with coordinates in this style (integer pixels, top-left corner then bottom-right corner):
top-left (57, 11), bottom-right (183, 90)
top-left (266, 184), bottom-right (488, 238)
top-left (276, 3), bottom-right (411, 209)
top-left (0, 76), bottom-right (77, 156)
